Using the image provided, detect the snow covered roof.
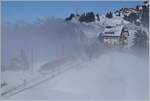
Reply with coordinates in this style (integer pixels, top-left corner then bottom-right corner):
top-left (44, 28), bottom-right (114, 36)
top-left (101, 25), bottom-right (123, 37)
top-left (139, 6), bottom-right (143, 10)
top-left (104, 18), bottom-right (122, 26)
top-left (136, 19), bottom-right (141, 23)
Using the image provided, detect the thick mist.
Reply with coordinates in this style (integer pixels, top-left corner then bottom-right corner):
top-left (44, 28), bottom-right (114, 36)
top-left (2, 18), bottom-right (89, 70)
top-left (1, 18), bottom-right (149, 100)
top-left (2, 18), bottom-right (149, 71)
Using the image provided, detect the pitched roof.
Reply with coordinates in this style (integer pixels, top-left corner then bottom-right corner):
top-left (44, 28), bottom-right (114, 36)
top-left (101, 25), bottom-right (123, 37)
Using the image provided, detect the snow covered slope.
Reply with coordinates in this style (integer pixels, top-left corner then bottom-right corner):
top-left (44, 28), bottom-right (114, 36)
top-left (2, 10), bottom-right (148, 100)
top-left (71, 16), bottom-right (130, 39)
top-left (9, 52), bottom-right (148, 100)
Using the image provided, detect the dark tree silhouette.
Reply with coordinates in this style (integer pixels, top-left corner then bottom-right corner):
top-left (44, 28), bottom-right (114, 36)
top-left (141, 3), bottom-right (149, 27)
top-left (79, 12), bottom-right (95, 23)
top-left (76, 13), bottom-right (80, 17)
top-left (136, 5), bottom-right (139, 10)
top-left (65, 13), bottom-right (75, 21)
top-left (105, 12), bottom-right (113, 18)
top-left (132, 30), bottom-right (148, 51)
top-left (96, 13), bottom-right (100, 21)
top-left (144, 1), bottom-right (149, 4)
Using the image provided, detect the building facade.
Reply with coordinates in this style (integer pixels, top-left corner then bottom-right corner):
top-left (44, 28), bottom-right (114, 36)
top-left (98, 26), bottom-right (129, 47)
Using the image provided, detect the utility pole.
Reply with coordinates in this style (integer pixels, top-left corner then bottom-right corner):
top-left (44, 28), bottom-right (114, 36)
top-left (20, 48), bottom-right (26, 88)
top-left (62, 40), bottom-right (65, 58)
top-left (31, 48), bottom-right (34, 74)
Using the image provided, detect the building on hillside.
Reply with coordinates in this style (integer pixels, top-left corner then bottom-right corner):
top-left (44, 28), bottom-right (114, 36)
top-left (98, 25), bottom-right (129, 47)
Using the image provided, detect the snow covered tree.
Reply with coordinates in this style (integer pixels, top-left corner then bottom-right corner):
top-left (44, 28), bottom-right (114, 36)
top-left (132, 30), bottom-right (148, 53)
top-left (124, 12), bottom-right (139, 23)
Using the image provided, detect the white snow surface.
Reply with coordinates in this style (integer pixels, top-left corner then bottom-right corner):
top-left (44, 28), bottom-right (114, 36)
top-left (8, 52), bottom-right (148, 100)
top-left (2, 16), bottom-right (148, 100)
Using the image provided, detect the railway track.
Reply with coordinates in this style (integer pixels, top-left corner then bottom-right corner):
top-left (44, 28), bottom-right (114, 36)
top-left (1, 56), bottom-right (81, 99)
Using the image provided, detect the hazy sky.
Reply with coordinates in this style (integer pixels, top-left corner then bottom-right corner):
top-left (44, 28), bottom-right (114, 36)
top-left (2, 1), bottom-right (143, 23)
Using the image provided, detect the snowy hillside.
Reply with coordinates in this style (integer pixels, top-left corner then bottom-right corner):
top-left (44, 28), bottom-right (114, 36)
top-left (1, 16), bottom-right (134, 69)
top-left (1, 1), bottom-right (149, 100)
top-left (8, 52), bottom-right (148, 100)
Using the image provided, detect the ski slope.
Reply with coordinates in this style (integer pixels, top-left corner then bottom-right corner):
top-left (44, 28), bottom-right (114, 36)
top-left (8, 52), bottom-right (148, 100)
